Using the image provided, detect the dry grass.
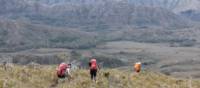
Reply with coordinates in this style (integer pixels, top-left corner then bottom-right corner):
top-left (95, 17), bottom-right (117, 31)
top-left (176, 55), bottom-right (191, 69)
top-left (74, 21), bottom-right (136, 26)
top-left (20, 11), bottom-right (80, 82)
top-left (94, 41), bottom-right (200, 78)
top-left (0, 65), bottom-right (199, 88)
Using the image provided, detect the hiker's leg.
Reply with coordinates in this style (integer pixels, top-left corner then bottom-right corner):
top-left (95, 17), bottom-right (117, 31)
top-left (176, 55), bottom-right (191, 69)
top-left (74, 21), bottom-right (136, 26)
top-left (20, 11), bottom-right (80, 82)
top-left (94, 69), bottom-right (97, 81)
top-left (90, 69), bottom-right (93, 80)
top-left (91, 69), bottom-right (97, 81)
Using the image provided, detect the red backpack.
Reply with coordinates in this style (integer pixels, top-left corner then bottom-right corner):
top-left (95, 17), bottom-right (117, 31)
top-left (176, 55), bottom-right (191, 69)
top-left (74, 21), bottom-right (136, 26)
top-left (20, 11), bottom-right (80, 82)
top-left (90, 59), bottom-right (97, 70)
top-left (57, 63), bottom-right (68, 76)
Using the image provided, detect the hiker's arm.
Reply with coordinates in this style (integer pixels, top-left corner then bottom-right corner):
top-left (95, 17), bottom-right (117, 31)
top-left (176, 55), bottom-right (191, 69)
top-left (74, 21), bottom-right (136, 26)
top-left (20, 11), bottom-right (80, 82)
top-left (67, 68), bottom-right (71, 75)
top-left (88, 62), bottom-right (91, 67)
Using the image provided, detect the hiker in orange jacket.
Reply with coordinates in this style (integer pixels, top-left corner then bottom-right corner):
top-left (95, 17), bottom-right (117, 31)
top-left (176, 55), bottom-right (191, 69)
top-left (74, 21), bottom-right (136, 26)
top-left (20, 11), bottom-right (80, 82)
top-left (134, 62), bottom-right (142, 73)
top-left (89, 58), bottom-right (99, 81)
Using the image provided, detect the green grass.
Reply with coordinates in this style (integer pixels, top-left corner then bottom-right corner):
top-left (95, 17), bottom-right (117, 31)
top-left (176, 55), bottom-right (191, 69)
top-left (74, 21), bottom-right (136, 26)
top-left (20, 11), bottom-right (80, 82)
top-left (0, 65), bottom-right (199, 88)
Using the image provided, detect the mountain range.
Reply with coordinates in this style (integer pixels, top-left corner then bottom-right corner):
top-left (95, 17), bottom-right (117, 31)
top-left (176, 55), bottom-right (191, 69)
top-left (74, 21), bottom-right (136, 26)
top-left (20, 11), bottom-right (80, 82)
top-left (0, 0), bottom-right (200, 51)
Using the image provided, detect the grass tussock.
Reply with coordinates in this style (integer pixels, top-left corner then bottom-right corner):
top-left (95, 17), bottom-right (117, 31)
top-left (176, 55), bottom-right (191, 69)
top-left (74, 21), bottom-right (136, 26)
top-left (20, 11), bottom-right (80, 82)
top-left (0, 65), bottom-right (199, 88)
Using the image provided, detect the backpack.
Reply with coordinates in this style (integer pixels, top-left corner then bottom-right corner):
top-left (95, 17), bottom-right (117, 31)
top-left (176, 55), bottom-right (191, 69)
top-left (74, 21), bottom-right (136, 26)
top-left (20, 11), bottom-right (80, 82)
top-left (57, 68), bottom-right (65, 76)
top-left (57, 63), bottom-right (68, 76)
top-left (134, 62), bottom-right (141, 73)
top-left (90, 59), bottom-right (97, 70)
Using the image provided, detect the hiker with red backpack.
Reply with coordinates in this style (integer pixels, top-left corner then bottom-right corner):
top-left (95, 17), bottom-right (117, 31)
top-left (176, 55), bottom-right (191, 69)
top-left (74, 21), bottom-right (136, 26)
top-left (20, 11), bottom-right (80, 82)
top-left (89, 58), bottom-right (99, 82)
top-left (57, 63), bottom-right (71, 79)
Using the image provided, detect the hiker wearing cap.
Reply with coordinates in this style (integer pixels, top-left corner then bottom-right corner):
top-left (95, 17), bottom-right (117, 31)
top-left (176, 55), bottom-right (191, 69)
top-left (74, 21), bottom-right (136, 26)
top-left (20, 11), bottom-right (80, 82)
top-left (89, 58), bottom-right (99, 81)
top-left (134, 62), bottom-right (141, 73)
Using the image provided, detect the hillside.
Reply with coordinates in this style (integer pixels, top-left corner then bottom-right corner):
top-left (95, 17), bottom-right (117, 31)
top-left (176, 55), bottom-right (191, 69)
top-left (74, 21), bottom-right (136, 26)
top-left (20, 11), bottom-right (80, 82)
top-left (1, 41), bottom-right (200, 78)
top-left (1, 0), bottom-right (200, 82)
top-left (0, 0), bottom-right (199, 52)
top-left (0, 0), bottom-right (198, 51)
top-left (92, 41), bottom-right (200, 78)
top-left (0, 0), bottom-right (190, 28)
top-left (0, 19), bottom-right (98, 52)
top-left (0, 65), bottom-right (200, 88)
top-left (26, 0), bottom-right (200, 13)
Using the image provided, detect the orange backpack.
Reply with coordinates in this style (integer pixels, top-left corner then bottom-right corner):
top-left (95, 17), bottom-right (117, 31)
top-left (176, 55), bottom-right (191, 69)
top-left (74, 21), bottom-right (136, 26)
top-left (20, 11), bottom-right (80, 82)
top-left (134, 62), bottom-right (141, 73)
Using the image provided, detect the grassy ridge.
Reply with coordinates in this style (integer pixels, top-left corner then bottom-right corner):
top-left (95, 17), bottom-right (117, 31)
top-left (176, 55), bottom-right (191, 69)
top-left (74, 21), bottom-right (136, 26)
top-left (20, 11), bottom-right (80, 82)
top-left (0, 65), bottom-right (199, 88)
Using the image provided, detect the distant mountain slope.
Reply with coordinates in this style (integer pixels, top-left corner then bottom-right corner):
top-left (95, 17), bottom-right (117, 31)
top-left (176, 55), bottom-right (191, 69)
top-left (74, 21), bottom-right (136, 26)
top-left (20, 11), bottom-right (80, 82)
top-left (1, 0), bottom-right (199, 24)
top-left (129, 0), bottom-right (200, 21)
top-left (0, 0), bottom-right (199, 51)
top-left (27, 0), bottom-right (200, 12)
top-left (0, 0), bottom-right (190, 28)
top-left (0, 19), bottom-right (98, 52)
top-left (172, 0), bottom-right (200, 12)
top-left (128, 0), bottom-right (200, 13)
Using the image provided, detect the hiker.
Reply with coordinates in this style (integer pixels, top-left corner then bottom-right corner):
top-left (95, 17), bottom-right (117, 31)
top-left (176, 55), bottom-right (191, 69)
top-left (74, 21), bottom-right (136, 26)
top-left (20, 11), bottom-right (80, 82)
top-left (134, 62), bottom-right (142, 73)
top-left (3, 61), bottom-right (7, 70)
top-left (89, 58), bottom-right (99, 82)
top-left (57, 63), bottom-right (71, 79)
